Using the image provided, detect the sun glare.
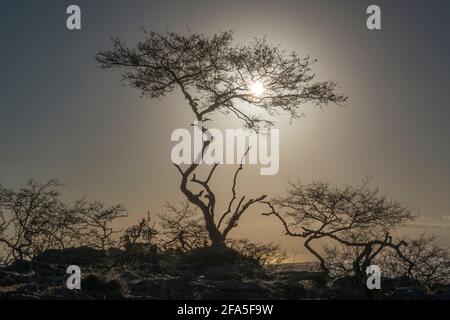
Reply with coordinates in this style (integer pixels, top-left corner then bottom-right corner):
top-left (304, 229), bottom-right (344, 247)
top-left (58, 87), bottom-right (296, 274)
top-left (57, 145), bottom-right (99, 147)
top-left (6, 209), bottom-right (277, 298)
top-left (249, 81), bottom-right (265, 97)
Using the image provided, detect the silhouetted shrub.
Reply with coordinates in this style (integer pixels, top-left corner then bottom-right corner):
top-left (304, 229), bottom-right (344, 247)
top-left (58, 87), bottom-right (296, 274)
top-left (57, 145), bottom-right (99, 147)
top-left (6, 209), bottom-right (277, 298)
top-left (120, 212), bottom-right (158, 250)
top-left (227, 239), bottom-right (287, 268)
top-left (379, 234), bottom-right (450, 287)
top-left (82, 274), bottom-right (124, 299)
top-left (266, 179), bottom-right (417, 275)
top-left (0, 180), bottom-right (127, 265)
top-left (159, 202), bottom-right (209, 252)
top-left (121, 243), bottom-right (160, 269)
top-left (35, 247), bottom-right (107, 266)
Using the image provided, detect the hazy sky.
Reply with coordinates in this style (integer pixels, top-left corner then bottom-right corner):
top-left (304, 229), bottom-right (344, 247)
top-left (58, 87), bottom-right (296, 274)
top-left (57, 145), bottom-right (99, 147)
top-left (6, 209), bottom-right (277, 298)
top-left (1, 0), bottom-right (449, 260)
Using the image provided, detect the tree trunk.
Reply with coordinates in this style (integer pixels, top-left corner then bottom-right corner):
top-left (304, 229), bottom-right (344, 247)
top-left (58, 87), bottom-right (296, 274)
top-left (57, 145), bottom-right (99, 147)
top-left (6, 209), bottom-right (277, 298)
top-left (203, 210), bottom-right (225, 247)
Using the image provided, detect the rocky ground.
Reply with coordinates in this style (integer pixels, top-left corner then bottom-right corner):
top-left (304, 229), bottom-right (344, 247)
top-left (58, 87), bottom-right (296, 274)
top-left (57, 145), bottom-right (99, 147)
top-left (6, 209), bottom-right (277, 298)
top-left (1, 247), bottom-right (449, 300)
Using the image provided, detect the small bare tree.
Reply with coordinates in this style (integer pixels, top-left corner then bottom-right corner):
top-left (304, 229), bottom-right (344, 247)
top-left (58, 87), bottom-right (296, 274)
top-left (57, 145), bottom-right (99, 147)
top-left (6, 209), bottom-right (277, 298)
top-left (0, 180), bottom-right (128, 265)
top-left (120, 212), bottom-right (159, 249)
top-left (96, 30), bottom-right (346, 246)
top-left (159, 202), bottom-right (209, 252)
top-left (323, 232), bottom-right (409, 282)
top-left (263, 180), bottom-right (416, 273)
top-left (80, 201), bottom-right (127, 250)
top-left (227, 238), bottom-right (287, 267)
top-left (324, 232), bottom-right (450, 291)
top-left (0, 180), bottom-right (75, 262)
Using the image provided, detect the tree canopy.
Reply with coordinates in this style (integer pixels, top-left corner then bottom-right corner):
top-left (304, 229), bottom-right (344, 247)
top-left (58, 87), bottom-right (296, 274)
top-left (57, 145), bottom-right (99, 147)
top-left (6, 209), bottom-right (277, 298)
top-left (96, 30), bottom-right (347, 131)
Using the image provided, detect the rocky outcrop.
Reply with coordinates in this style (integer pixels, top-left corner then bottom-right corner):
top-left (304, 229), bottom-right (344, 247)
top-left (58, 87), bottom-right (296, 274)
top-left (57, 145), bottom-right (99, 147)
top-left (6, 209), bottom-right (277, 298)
top-left (0, 247), bottom-right (449, 300)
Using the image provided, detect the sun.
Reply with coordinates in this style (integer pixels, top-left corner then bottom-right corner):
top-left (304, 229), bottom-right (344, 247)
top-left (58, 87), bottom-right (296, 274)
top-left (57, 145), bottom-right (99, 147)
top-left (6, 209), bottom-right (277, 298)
top-left (249, 81), bottom-right (265, 97)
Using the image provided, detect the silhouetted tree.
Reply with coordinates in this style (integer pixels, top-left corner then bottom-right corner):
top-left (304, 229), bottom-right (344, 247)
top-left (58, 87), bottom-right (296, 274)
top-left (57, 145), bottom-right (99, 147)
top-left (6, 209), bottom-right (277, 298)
top-left (323, 232), bottom-right (410, 289)
top-left (263, 180), bottom-right (416, 274)
top-left (324, 232), bottom-right (450, 292)
top-left (227, 238), bottom-right (287, 268)
top-left (80, 201), bottom-right (127, 250)
top-left (96, 30), bottom-right (346, 246)
top-left (0, 180), bottom-right (127, 265)
top-left (159, 202), bottom-right (209, 252)
top-left (379, 233), bottom-right (450, 286)
top-left (0, 180), bottom-right (77, 262)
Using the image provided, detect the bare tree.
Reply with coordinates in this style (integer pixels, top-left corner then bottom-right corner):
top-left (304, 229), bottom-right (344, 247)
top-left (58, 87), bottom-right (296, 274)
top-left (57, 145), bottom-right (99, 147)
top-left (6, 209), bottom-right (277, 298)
top-left (96, 30), bottom-right (346, 247)
top-left (227, 238), bottom-right (287, 268)
top-left (0, 189), bottom-right (11, 265)
top-left (0, 180), bottom-right (74, 262)
top-left (263, 180), bottom-right (416, 273)
top-left (120, 211), bottom-right (159, 249)
top-left (80, 201), bottom-right (127, 250)
top-left (324, 232), bottom-right (450, 292)
top-left (378, 233), bottom-right (450, 286)
top-left (159, 202), bottom-right (209, 252)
